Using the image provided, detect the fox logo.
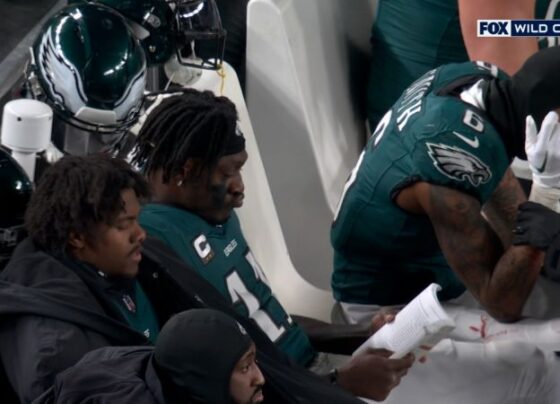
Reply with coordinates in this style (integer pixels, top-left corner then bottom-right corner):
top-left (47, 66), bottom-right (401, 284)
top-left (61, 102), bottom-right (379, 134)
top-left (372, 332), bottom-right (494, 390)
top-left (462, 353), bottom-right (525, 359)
top-left (427, 143), bottom-right (491, 186)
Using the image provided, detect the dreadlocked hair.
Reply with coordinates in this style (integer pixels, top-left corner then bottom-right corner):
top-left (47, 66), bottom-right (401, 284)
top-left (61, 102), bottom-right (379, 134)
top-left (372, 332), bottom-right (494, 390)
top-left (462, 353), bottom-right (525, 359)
top-left (132, 89), bottom-right (238, 182)
top-left (25, 154), bottom-right (150, 255)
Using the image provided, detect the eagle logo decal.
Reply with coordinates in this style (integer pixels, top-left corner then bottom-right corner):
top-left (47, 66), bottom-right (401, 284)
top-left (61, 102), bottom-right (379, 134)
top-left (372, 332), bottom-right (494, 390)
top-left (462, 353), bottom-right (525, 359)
top-left (427, 143), bottom-right (492, 186)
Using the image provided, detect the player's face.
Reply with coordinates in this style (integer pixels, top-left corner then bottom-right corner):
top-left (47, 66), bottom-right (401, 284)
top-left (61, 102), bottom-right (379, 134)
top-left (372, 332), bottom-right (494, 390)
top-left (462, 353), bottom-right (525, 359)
top-left (70, 188), bottom-right (146, 278)
top-left (230, 344), bottom-right (265, 404)
top-left (192, 150), bottom-right (248, 223)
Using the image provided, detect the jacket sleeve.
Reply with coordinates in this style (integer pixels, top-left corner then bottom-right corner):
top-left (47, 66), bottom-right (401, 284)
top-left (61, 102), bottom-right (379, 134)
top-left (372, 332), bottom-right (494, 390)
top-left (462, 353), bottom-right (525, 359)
top-left (0, 316), bottom-right (112, 403)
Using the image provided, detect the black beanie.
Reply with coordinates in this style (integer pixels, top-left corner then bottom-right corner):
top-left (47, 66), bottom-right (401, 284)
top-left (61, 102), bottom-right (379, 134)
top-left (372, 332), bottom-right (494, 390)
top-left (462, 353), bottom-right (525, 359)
top-left (154, 309), bottom-right (253, 404)
top-left (484, 46), bottom-right (560, 159)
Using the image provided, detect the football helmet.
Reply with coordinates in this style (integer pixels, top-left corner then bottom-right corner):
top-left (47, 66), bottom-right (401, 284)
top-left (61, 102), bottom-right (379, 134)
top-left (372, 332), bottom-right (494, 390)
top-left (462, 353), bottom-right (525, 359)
top-left (0, 148), bottom-right (33, 270)
top-left (25, 3), bottom-right (147, 137)
top-left (72, 0), bottom-right (226, 69)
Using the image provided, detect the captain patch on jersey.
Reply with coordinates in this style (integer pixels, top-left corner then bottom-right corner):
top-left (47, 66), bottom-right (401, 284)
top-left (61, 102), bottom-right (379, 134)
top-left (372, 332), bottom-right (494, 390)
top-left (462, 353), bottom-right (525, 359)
top-left (192, 234), bottom-right (214, 265)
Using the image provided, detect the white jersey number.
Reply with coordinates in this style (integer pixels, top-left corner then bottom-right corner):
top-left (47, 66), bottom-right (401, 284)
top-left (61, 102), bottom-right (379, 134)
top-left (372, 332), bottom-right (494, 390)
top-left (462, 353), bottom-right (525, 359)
top-left (334, 150), bottom-right (366, 222)
top-left (334, 110), bottom-right (392, 222)
top-left (226, 269), bottom-right (286, 342)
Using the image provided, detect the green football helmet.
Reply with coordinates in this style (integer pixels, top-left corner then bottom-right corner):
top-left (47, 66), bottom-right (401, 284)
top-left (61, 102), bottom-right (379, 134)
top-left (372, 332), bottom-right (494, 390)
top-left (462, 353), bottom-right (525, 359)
top-left (0, 147), bottom-right (33, 270)
top-left (26, 3), bottom-right (147, 136)
top-left (71, 0), bottom-right (226, 69)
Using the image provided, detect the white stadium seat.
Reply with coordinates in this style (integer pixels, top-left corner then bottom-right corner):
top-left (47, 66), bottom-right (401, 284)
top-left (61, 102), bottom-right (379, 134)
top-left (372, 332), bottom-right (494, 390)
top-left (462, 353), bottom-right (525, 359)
top-left (246, 0), bottom-right (378, 290)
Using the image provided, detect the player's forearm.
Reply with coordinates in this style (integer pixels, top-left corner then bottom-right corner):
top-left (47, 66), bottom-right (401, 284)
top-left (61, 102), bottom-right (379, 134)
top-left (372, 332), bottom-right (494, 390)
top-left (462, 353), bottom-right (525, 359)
top-left (481, 245), bottom-right (543, 322)
top-left (482, 168), bottom-right (527, 247)
top-left (432, 204), bottom-right (539, 322)
top-left (481, 202), bottom-right (560, 321)
top-left (422, 183), bottom-right (541, 322)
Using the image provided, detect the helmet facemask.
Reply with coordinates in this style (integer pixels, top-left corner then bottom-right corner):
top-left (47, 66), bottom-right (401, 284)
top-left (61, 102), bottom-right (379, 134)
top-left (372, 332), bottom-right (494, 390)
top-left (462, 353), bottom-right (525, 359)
top-left (171, 0), bottom-right (226, 70)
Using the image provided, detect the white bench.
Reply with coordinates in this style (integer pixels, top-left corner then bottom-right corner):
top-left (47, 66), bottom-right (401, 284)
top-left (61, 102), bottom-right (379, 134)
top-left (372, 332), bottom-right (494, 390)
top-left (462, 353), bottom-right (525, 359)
top-left (246, 0), bottom-right (377, 290)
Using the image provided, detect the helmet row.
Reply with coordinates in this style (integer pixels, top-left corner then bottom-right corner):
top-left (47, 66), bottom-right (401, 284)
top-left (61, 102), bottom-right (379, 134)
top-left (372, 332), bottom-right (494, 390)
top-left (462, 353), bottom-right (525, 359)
top-left (25, 0), bottom-right (226, 135)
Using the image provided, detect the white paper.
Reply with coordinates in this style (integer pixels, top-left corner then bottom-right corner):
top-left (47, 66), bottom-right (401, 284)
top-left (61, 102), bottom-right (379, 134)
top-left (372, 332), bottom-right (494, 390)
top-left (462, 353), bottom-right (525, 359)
top-left (353, 283), bottom-right (456, 359)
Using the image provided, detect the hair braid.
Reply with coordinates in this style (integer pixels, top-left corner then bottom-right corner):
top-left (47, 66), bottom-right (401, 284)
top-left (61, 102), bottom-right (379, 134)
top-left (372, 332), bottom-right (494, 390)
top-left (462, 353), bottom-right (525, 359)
top-left (132, 89), bottom-right (238, 182)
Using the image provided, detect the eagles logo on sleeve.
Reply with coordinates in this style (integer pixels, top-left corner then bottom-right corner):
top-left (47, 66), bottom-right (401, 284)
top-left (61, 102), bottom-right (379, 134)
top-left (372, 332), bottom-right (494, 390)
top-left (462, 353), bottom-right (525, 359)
top-left (427, 143), bottom-right (492, 186)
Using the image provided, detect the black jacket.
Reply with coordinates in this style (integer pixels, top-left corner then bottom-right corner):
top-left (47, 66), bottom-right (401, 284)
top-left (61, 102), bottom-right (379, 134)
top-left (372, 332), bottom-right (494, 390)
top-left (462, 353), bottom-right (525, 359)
top-left (33, 347), bottom-right (167, 404)
top-left (0, 238), bottom-right (361, 404)
top-left (0, 241), bottom-right (147, 402)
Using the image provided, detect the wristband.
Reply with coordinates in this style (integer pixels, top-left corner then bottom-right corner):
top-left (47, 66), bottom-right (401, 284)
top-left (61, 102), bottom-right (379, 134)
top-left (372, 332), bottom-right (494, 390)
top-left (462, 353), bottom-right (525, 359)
top-left (529, 182), bottom-right (560, 213)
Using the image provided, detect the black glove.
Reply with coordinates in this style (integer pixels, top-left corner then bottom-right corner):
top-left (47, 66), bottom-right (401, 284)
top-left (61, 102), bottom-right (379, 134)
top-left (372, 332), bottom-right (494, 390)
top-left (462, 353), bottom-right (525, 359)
top-left (544, 234), bottom-right (560, 282)
top-left (512, 201), bottom-right (560, 250)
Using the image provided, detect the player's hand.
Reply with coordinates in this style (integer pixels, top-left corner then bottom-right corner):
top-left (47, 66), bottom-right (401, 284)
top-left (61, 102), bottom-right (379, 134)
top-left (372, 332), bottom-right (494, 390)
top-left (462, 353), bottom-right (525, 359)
top-left (513, 201), bottom-right (560, 250)
top-left (525, 112), bottom-right (560, 188)
top-left (337, 349), bottom-right (414, 401)
top-left (369, 306), bottom-right (400, 335)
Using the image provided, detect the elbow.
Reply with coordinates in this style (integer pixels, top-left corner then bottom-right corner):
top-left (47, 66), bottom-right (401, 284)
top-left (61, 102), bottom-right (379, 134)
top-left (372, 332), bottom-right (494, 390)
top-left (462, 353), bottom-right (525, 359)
top-left (487, 310), bottom-right (522, 324)
top-left (479, 294), bottom-right (523, 323)
top-left (477, 285), bottom-right (527, 324)
top-left (482, 301), bottom-right (523, 323)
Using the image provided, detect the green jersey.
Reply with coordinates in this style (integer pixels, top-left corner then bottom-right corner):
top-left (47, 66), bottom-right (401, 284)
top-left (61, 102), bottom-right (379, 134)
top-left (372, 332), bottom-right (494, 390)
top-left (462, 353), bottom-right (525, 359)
top-left (139, 204), bottom-right (316, 366)
top-left (367, 0), bottom-right (559, 128)
top-left (332, 62), bottom-right (510, 306)
top-left (110, 281), bottom-right (159, 344)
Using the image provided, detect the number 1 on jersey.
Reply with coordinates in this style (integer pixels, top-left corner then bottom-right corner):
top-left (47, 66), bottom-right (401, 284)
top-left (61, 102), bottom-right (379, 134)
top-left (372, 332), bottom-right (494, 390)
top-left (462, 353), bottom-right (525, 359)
top-left (226, 270), bottom-right (286, 342)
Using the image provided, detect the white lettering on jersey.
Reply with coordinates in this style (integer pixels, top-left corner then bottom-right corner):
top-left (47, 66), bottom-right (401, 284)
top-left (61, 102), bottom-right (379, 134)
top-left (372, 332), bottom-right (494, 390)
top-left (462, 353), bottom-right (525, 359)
top-left (224, 239), bottom-right (238, 257)
top-left (192, 234), bottom-right (214, 265)
top-left (397, 100), bottom-right (422, 131)
top-left (396, 69), bottom-right (437, 131)
top-left (372, 109), bottom-right (393, 147)
top-left (463, 109), bottom-right (485, 133)
top-left (334, 150), bottom-right (366, 222)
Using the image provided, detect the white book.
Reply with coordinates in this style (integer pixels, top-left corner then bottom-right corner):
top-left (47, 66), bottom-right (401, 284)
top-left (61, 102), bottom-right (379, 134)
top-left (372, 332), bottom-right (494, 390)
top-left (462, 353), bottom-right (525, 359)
top-left (353, 283), bottom-right (455, 360)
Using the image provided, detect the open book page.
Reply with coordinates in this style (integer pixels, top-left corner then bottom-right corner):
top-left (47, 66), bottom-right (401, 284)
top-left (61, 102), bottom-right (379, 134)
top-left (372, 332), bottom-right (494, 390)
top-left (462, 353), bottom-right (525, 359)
top-left (353, 283), bottom-right (455, 360)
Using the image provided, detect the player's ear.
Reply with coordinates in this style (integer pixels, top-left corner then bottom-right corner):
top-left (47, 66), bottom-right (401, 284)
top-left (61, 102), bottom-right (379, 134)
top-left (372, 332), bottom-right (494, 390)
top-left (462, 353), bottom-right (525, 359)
top-left (68, 232), bottom-right (86, 250)
top-left (170, 160), bottom-right (202, 187)
top-left (182, 158), bottom-right (205, 180)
